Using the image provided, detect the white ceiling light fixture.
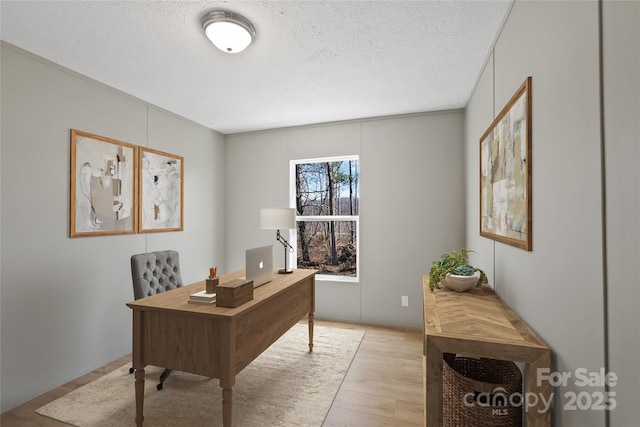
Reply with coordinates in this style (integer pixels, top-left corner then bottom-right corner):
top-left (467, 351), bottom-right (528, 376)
top-left (201, 9), bottom-right (256, 54)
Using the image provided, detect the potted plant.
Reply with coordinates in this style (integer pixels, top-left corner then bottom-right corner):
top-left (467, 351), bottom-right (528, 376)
top-left (428, 248), bottom-right (488, 292)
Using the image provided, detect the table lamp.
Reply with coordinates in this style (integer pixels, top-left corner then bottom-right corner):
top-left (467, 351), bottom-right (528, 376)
top-left (260, 208), bottom-right (296, 274)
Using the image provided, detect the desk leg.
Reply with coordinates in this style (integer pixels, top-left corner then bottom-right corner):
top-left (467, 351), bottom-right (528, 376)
top-left (134, 368), bottom-right (145, 426)
top-left (220, 320), bottom-right (236, 427)
top-left (222, 387), bottom-right (233, 427)
top-left (308, 313), bottom-right (315, 352)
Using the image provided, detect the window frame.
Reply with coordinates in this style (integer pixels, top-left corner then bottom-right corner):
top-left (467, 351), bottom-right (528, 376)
top-left (290, 155), bottom-right (360, 282)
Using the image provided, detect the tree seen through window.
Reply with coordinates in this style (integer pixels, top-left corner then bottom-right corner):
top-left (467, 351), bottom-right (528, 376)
top-left (294, 158), bottom-right (359, 278)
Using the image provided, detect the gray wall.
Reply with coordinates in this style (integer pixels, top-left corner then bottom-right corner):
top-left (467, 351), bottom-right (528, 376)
top-left (465, 1), bottom-right (639, 426)
top-left (226, 112), bottom-right (465, 329)
top-left (0, 44), bottom-right (226, 412)
top-left (603, 1), bottom-right (640, 425)
top-left (2, 2), bottom-right (639, 424)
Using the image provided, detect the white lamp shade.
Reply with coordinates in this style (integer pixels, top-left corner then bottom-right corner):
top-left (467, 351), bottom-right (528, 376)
top-left (261, 208), bottom-right (296, 230)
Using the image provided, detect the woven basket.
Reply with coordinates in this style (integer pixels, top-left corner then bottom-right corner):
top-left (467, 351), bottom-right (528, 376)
top-left (443, 353), bottom-right (523, 427)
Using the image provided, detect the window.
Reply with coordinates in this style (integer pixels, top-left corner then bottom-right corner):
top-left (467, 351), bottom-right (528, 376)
top-left (291, 156), bottom-right (359, 280)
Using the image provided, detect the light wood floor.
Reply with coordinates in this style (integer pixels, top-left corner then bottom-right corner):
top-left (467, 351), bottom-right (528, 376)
top-left (1, 320), bottom-right (424, 427)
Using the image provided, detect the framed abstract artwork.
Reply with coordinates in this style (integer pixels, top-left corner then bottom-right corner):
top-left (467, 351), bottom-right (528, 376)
top-left (479, 77), bottom-right (532, 251)
top-left (138, 147), bottom-right (184, 233)
top-left (70, 129), bottom-right (138, 237)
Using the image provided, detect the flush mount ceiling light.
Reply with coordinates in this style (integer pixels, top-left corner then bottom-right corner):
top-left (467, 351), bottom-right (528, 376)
top-left (201, 10), bottom-right (256, 54)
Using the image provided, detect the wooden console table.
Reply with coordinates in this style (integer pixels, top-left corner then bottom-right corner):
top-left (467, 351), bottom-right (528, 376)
top-left (423, 275), bottom-right (551, 426)
top-left (127, 268), bottom-right (316, 427)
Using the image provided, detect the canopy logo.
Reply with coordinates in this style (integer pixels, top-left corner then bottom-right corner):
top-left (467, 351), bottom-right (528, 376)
top-left (463, 387), bottom-right (551, 414)
top-left (462, 367), bottom-right (618, 413)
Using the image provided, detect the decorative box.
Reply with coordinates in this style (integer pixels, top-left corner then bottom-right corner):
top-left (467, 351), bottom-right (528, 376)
top-left (216, 279), bottom-right (254, 308)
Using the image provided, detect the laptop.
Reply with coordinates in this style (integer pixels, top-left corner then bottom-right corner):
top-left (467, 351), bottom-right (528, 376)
top-left (244, 245), bottom-right (274, 288)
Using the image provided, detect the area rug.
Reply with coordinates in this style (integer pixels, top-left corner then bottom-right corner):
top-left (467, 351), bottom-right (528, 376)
top-left (36, 324), bottom-right (364, 427)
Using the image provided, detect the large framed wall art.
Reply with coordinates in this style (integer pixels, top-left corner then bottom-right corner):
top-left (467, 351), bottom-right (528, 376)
top-left (138, 147), bottom-right (184, 233)
top-left (479, 77), bottom-right (532, 251)
top-left (70, 129), bottom-right (138, 237)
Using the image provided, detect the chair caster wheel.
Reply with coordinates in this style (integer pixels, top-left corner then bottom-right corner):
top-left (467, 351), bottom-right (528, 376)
top-left (129, 367), bottom-right (134, 374)
top-left (157, 383), bottom-right (163, 391)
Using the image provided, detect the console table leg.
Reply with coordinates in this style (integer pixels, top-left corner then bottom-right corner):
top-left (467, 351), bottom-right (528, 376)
top-left (425, 338), bottom-right (443, 427)
top-left (308, 313), bottom-right (315, 352)
top-left (222, 387), bottom-right (233, 427)
top-left (526, 352), bottom-right (552, 426)
top-left (134, 368), bottom-right (145, 426)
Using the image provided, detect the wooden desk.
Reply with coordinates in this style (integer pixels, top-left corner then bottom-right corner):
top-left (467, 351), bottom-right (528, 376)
top-left (422, 276), bottom-right (551, 427)
top-left (127, 268), bottom-right (317, 427)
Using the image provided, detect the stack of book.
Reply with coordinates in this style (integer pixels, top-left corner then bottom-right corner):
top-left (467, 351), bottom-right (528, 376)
top-left (188, 290), bottom-right (217, 305)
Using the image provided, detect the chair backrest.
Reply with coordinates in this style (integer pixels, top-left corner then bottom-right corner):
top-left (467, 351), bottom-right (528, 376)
top-left (130, 250), bottom-right (183, 300)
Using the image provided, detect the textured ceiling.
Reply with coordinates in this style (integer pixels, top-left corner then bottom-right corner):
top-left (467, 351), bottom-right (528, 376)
top-left (1, 1), bottom-right (512, 134)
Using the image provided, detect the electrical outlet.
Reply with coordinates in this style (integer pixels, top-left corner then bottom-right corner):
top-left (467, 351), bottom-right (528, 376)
top-left (401, 296), bottom-right (409, 307)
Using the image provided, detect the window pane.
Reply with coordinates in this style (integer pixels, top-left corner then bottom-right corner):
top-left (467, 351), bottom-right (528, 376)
top-left (295, 160), bottom-right (359, 216)
top-left (297, 220), bottom-right (357, 277)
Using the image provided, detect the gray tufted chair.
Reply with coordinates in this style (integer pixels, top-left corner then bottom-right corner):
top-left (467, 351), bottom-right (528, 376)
top-left (130, 250), bottom-right (184, 390)
top-left (131, 250), bottom-right (183, 300)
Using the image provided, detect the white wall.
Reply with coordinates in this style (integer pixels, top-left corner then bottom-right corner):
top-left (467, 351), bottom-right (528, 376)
top-left (0, 44), bottom-right (226, 412)
top-left (465, 1), bottom-right (640, 425)
top-left (226, 112), bottom-right (465, 329)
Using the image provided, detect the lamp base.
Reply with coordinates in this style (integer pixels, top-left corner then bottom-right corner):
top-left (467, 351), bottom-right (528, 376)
top-left (278, 268), bottom-right (294, 274)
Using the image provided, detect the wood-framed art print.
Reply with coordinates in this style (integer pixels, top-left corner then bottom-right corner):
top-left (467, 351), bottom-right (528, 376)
top-left (70, 129), bottom-right (138, 237)
top-left (138, 147), bottom-right (184, 233)
top-left (479, 77), bottom-right (532, 251)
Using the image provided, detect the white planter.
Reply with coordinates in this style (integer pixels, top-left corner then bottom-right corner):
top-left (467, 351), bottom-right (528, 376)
top-left (441, 271), bottom-right (480, 292)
